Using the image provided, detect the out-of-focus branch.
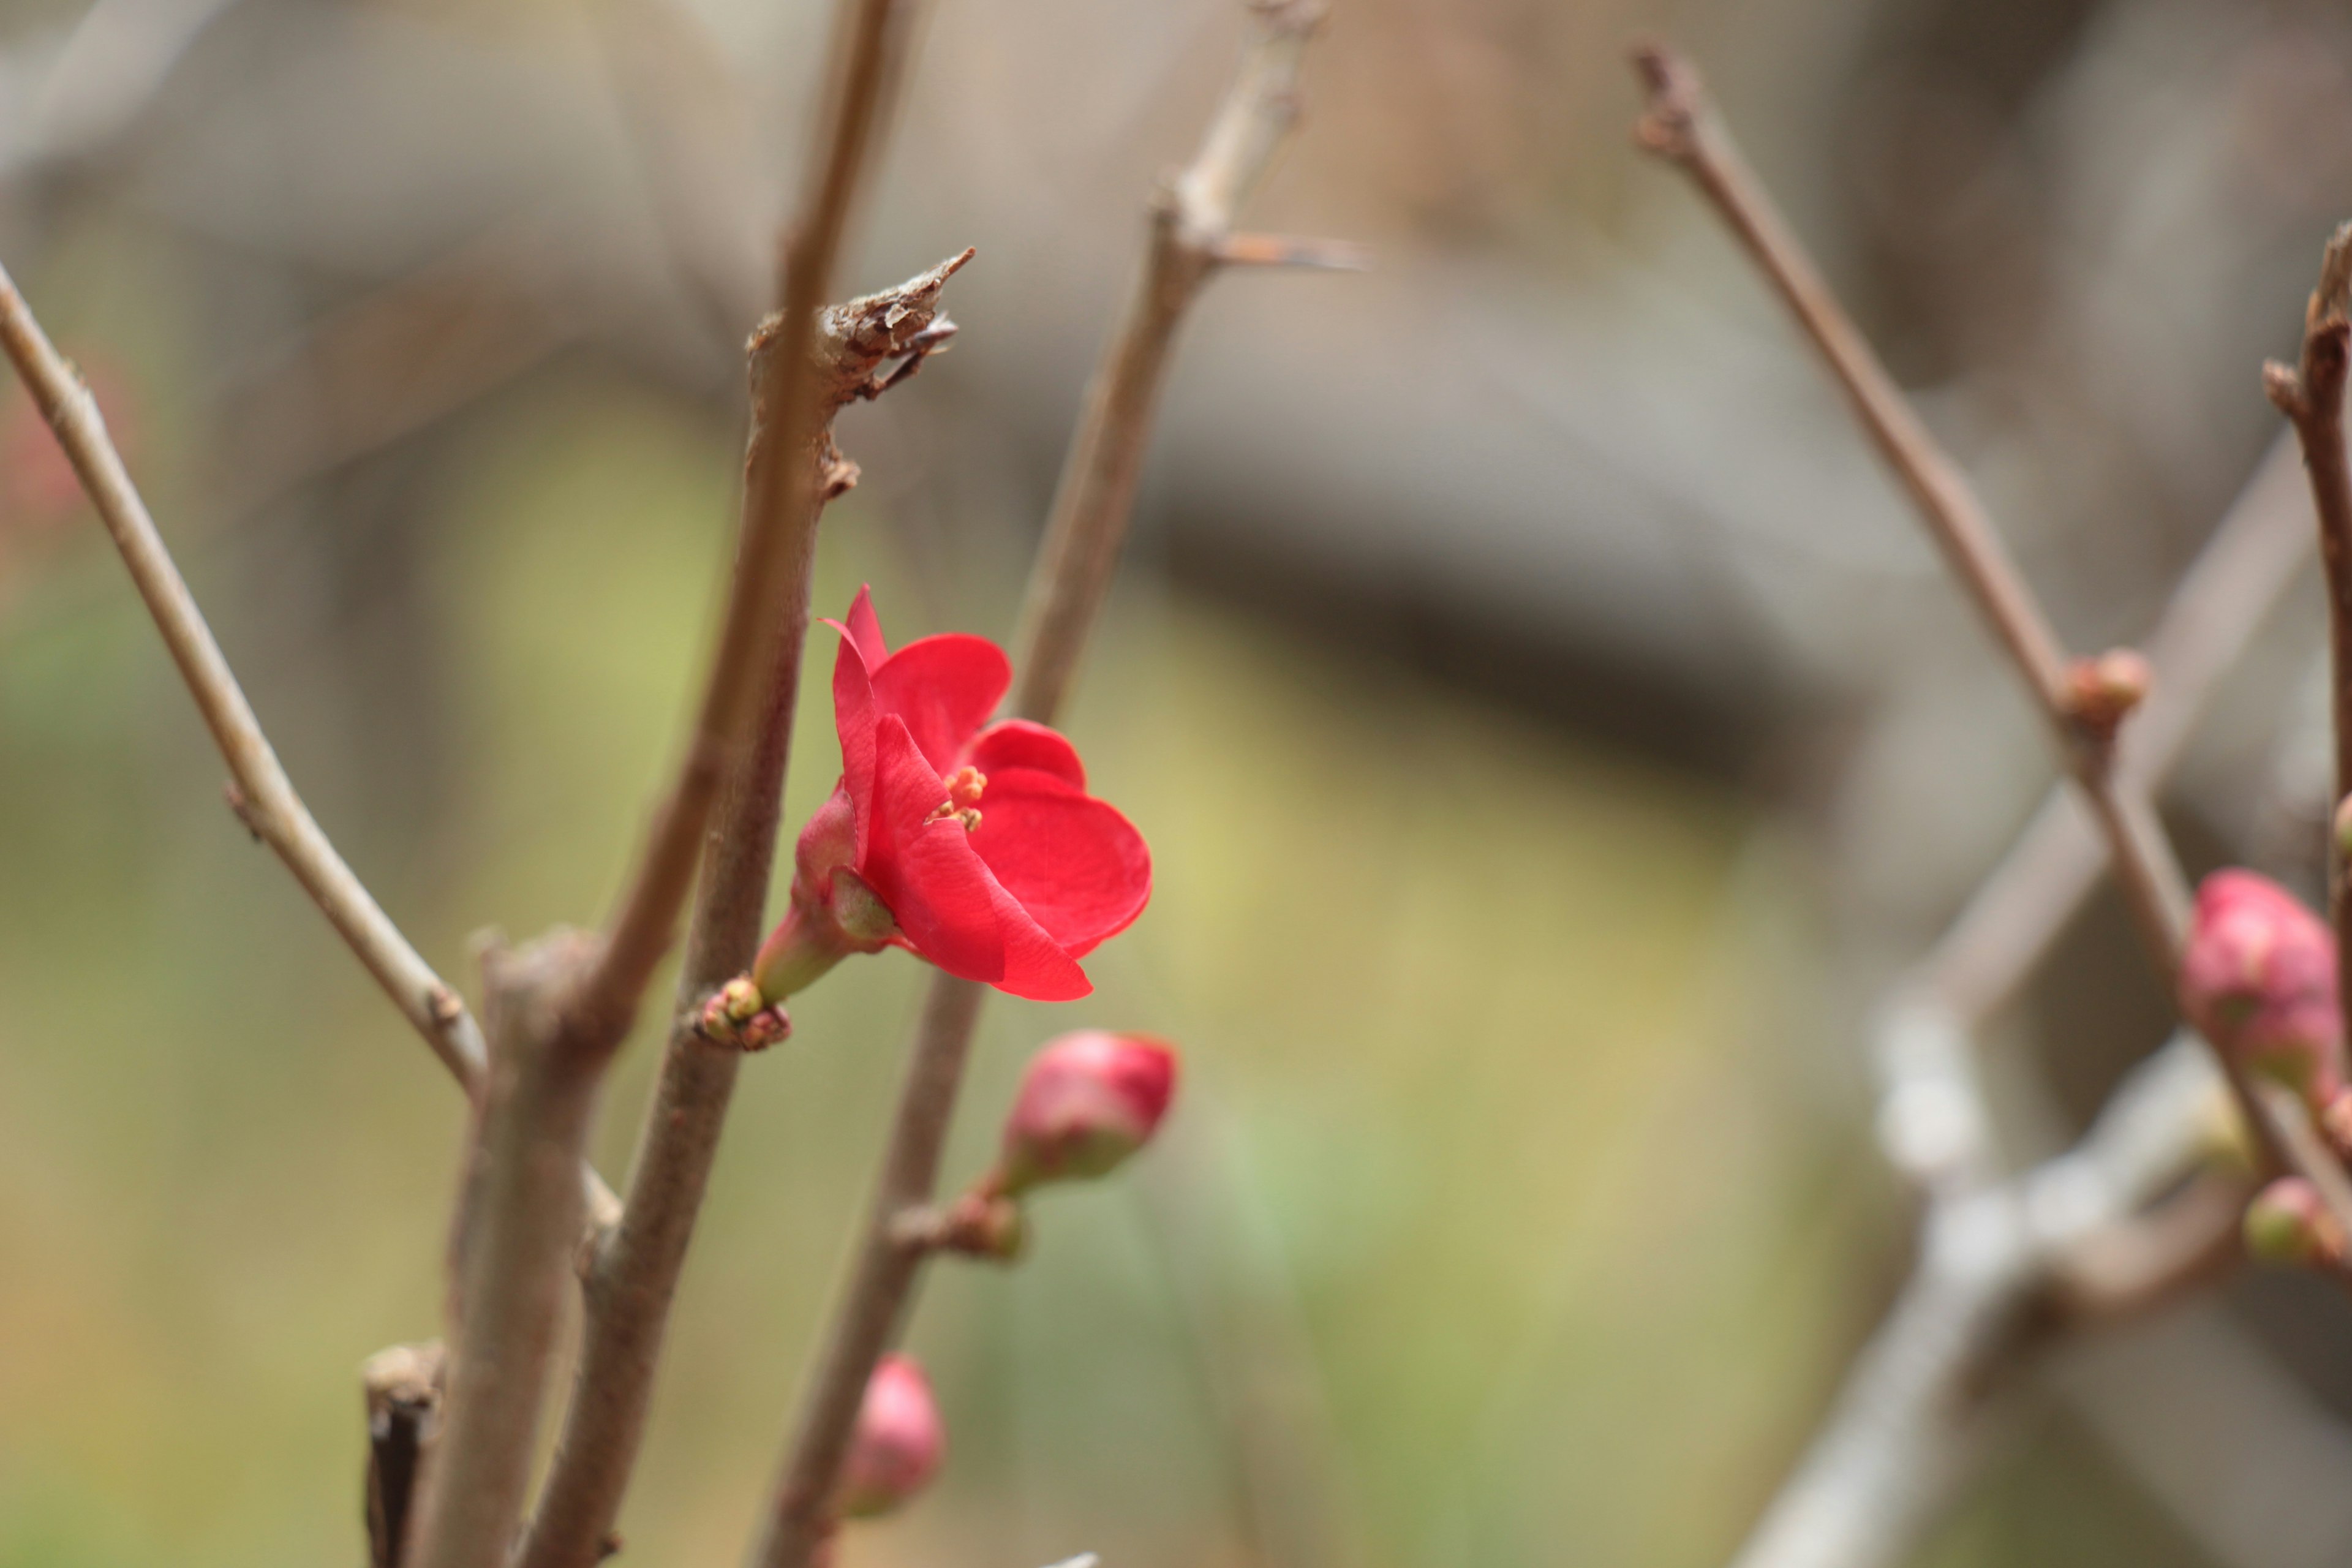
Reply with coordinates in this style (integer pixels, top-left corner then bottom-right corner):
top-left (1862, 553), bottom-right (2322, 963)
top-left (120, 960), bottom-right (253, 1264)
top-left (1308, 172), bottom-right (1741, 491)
top-left (364, 1341), bottom-right (445, 1568)
top-left (1733, 1031), bottom-right (2236, 1568)
top-left (2263, 225), bottom-right (2352, 1085)
top-left (1629, 40), bottom-right (2352, 1234)
top-left (750, 9), bottom-right (1346, 1566)
top-left (516, 255), bottom-right (968, 1568)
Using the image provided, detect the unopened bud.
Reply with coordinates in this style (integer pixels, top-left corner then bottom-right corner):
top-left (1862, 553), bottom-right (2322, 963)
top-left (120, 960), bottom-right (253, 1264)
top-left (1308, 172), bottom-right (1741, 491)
top-left (2244, 1177), bottom-right (2347, 1268)
top-left (2064, 648), bottom-right (2152, 739)
top-left (2181, 870), bottom-right (2345, 1112)
top-left (839, 1354), bottom-right (944, 1520)
top-left (998, 1031), bottom-right (1177, 1195)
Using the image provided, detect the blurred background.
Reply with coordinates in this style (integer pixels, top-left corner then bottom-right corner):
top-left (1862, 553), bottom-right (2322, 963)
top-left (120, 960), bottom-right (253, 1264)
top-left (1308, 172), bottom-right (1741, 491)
top-left (2, 0), bottom-right (2351, 1564)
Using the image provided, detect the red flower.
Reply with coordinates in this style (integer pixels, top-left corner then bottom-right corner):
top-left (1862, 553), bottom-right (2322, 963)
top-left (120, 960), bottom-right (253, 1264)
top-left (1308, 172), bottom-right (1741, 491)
top-left (752, 587), bottom-right (1150, 1003)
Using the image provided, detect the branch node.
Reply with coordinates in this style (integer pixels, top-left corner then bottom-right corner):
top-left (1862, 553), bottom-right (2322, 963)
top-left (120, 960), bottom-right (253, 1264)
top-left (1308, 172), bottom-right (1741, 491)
top-left (1628, 39), bottom-right (1702, 162)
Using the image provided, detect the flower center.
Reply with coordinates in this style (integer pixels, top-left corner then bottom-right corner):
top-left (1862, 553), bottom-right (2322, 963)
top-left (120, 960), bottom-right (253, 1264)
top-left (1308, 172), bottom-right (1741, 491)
top-left (923, 766), bottom-right (987, 832)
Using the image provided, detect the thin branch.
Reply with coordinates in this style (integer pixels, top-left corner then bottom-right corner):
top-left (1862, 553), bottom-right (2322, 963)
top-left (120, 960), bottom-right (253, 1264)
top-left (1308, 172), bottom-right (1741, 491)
top-left (1732, 1033), bottom-right (2233, 1568)
top-left (751, 7), bottom-right (1343, 1564)
top-left (1629, 39), bottom-right (2352, 1231)
top-left (516, 256), bottom-right (969, 1568)
top-left (408, 931), bottom-right (612, 1568)
top-left (406, 1), bottom-right (928, 1561)
top-left (2263, 222), bottom-right (2352, 1106)
top-left (364, 1341), bottom-right (446, 1568)
top-left (1008, 0), bottom-right (1337, 722)
top-left (571, 0), bottom-right (922, 1040)
top-left (0, 259), bottom-right (496, 1091)
top-left (1923, 435), bottom-right (2312, 1027)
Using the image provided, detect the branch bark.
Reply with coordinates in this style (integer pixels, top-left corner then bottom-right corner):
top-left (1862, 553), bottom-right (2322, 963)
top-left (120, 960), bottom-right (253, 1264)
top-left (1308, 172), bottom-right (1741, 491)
top-left (408, 930), bottom-right (615, 1568)
top-left (407, 0), bottom-right (931, 1560)
top-left (1735, 1032), bottom-right (2236, 1568)
top-left (1630, 39), bottom-right (2352, 1234)
top-left (1923, 435), bottom-right (2312, 1027)
top-left (516, 255), bottom-right (969, 1568)
top-left (749, 7), bottom-right (1342, 1565)
top-left (2263, 224), bottom-right (2352, 1099)
top-left (0, 260), bottom-right (492, 1092)
top-left (365, 1341), bottom-right (447, 1568)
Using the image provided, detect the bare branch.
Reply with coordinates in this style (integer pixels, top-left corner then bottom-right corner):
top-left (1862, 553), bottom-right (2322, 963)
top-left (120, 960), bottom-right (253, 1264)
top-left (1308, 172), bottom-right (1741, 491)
top-left (572, 0), bottom-right (925, 1041)
top-left (413, 1), bottom-right (932, 1560)
top-left (1921, 439), bottom-right (2312, 1026)
top-left (516, 255), bottom-right (970, 1568)
top-left (2264, 223), bottom-right (2352, 1111)
top-left (0, 259), bottom-right (500, 1091)
top-left (364, 1341), bottom-right (445, 1568)
top-left (1629, 39), bottom-right (2352, 1232)
top-left (1735, 1032), bottom-right (2236, 1568)
top-left (751, 8), bottom-right (1344, 1565)
top-left (1009, 0), bottom-right (1335, 722)
top-left (408, 931), bottom-right (612, 1568)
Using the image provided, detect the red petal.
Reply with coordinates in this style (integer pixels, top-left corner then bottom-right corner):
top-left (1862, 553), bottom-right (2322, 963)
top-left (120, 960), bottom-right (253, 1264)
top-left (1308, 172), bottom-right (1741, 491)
top-left (862, 717), bottom-right (1005, 983)
top-left (841, 584), bottom-right (889, 667)
top-left (980, 875), bottom-right (1093, 1000)
top-left (832, 630), bottom-right (881, 862)
top-left (968, 772), bottom-right (1151, 957)
top-left (872, 635), bottom-right (1011, 774)
top-left (967, 720), bottom-right (1086, 788)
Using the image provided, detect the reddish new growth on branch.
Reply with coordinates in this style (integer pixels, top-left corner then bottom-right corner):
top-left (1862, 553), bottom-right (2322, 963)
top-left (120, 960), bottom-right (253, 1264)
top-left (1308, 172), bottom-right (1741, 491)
top-left (743, 587), bottom-right (1152, 1012)
top-left (2181, 870), bottom-right (2346, 1117)
top-left (998, 1030), bottom-right (1178, 1193)
top-left (837, 1354), bottom-right (944, 1520)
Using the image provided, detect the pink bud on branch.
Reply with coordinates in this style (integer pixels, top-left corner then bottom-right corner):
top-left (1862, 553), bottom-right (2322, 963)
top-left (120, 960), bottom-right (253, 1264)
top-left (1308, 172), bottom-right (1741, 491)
top-left (837, 1354), bottom-right (944, 1520)
top-left (2180, 870), bottom-right (2346, 1113)
top-left (997, 1031), bottom-right (1178, 1196)
top-left (2244, 1177), bottom-right (2348, 1268)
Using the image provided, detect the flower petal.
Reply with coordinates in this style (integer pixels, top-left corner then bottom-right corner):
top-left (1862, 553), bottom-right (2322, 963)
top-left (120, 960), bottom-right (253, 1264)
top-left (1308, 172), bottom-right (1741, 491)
top-left (873, 635), bottom-right (1011, 773)
top-left (979, 876), bottom-right (1093, 1000)
top-left (967, 719), bottom-right (1086, 788)
top-left (832, 631), bottom-right (881, 862)
top-left (968, 771), bottom-right (1151, 957)
top-left (840, 584), bottom-right (889, 668)
top-left (862, 716), bottom-right (1006, 983)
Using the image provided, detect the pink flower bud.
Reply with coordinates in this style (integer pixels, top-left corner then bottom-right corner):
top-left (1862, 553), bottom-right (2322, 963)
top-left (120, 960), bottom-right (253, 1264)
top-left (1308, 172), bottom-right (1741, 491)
top-left (2181, 870), bottom-right (2345, 1110)
top-left (2244, 1177), bottom-right (2346, 1268)
top-left (837, 1354), bottom-right (944, 1520)
top-left (999, 1031), bottom-right (1177, 1194)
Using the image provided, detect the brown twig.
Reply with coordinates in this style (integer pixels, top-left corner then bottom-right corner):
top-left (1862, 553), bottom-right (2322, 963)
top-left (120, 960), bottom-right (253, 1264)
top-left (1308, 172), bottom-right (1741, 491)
top-left (364, 1341), bottom-right (446, 1568)
top-left (2263, 223), bottom-right (2352, 1096)
top-left (1924, 435), bottom-right (2312, 1027)
top-left (407, 2), bottom-right (929, 1562)
top-left (407, 932), bottom-right (614, 1568)
top-left (570, 0), bottom-right (923, 1045)
top-left (0, 259), bottom-right (497, 1091)
top-left (749, 7), bottom-right (1344, 1564)
top-left (1008, 0), bottom-right (1340, 721)
top-left (1628, 39), bottom-right (2352, 1232)
top-left (516, 257), bottom-right (968, 1568)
